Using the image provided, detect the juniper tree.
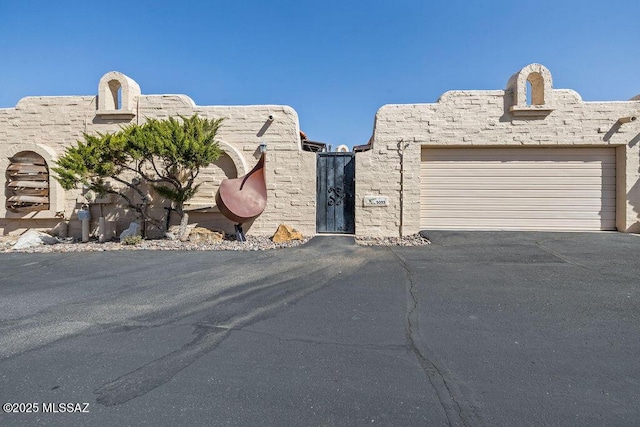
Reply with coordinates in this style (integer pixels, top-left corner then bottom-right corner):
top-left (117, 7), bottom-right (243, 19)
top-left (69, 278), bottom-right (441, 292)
top-left (52, 130), bottom-right (158, 229)
top-left (129, 115), bottom-right (224, 239)
top-left (53, 114), bottom-right (224, 240)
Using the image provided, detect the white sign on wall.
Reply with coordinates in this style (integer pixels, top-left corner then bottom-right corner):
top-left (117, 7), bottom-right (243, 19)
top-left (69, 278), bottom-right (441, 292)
top-left (363, 195), bottom-right (389, 207)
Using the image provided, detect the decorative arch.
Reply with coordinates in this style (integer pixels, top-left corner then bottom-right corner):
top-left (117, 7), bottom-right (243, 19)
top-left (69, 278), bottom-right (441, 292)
top-left (0, 143), bottom-right (64, 217)
top-left (5, 151), bottom-right (49, 212)
top-left (97, 71), bottom-right (141, 117)
top-left (182, 140), bottom-right (249, 210)
top-left (217, 141), bottom-right (248, 176)
top-left (507, 63), bottom-right (555, 117)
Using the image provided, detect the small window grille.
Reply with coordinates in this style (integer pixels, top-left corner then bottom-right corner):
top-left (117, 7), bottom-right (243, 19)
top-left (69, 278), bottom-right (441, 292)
top-left (5, 151), bottom-right (50, 212)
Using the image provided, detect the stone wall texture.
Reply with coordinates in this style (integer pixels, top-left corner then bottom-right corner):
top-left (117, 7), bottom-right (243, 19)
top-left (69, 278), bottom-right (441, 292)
top-left (0, 72), bottom-right (316, 238)
top-left (356, 64), bottom-right (640, 236)
top-left (2, 65), bottom-right (639, 239)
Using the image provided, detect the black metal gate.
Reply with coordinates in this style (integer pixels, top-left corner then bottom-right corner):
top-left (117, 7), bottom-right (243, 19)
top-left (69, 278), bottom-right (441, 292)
top-left (316, 153), bottom-right (355, 234)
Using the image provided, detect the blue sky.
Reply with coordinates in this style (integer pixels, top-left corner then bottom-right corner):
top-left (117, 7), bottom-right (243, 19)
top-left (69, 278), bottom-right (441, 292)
top-left (1, 0), bottom-right (639, 148)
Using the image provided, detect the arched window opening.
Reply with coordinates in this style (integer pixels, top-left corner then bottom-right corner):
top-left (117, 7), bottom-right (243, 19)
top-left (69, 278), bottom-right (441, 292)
top-left (526, 72), bottom-right (545, 106)
top-left (108, 79), bottom-right (122, 110)
top-left (507, 64), bottom-right (554, 117)
top-left (5, 151), bottom-right (50, 212)
top-left (97, 71), bottom-right (140, 117)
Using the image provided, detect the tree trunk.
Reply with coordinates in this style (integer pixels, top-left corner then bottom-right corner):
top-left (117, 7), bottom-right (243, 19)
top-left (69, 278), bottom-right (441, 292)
top-left (178, 212), bottom-right (190, 242)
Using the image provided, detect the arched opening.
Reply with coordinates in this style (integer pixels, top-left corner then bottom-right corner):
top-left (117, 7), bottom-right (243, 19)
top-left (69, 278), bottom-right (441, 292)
top-left (184, 152), bottom-right (238, 208)
top-left (526, 72), bottom-right (545, 106)
top-left (107, 79), bottom-right (122, 110)
top-left (507, 64), bottom-right (554, 117)
top-left (5, 151), bottom-right (50, 212)
top-left (97, 72), bottom-right (140, 116)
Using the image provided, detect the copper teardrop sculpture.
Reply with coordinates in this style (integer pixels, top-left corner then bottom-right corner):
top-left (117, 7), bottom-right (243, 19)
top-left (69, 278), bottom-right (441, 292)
top-left (215, 152), bottom-right (267, 223)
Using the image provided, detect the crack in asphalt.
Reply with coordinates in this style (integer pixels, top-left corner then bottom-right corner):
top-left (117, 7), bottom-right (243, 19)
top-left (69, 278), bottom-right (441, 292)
top-left (389, 247), bottom-right (483, 427)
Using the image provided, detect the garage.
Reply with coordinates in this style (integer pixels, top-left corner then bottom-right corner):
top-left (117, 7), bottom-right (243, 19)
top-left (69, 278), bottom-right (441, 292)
top-left (420, 147), bottom-right (617, 231)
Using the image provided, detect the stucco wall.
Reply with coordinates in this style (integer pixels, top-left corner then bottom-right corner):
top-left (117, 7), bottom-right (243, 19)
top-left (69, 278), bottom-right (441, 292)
top-left (356, 64), bottom-right (640, 236)
top-left (3, 66), bottom-right (639, 239)
top-left (0, 72), bottom-right (316, 238)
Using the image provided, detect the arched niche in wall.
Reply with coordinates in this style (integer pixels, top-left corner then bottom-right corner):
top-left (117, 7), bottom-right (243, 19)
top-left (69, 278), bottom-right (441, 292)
top-left (217, 141), bottom-right (248, 177)
top-left (507, 63), bottom-right (555, 117)
top-left (96, 71), bottom-right (141, 119)
top-left (182, 140), bottom-right (249, 211)
top-left (0, 143), bottom-right (64, 218)
top-left (5, 151), bottom-right (49, 213)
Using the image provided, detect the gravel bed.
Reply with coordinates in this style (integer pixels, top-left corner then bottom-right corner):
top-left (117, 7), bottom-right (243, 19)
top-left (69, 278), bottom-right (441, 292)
top-left (1, 232), bottom-right (431, 253)
top-left (355, 233), bottom-right (431, 246)
top-left (1, 235), bottom-right (310, 253)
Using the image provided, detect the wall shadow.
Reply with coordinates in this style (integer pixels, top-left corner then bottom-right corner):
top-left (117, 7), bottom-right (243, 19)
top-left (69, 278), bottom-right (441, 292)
top-left (256, 117), bottom-right (273, 137)
top-left (626, 135), bottom-right (640, 232)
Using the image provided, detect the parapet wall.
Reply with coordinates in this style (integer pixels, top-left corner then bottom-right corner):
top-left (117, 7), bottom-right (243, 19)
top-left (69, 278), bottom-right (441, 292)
top-left (356, 64), bottom-right (640, 236)
top-left (3, 65), bottom-right (639, 240)
top-left (0, 72), bottom-right (316, 238)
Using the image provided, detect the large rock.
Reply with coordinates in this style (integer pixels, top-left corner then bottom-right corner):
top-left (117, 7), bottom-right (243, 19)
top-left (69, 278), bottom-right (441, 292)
top-left (188, 227), bottom-right (225, 244)
top-left (272, 224), bottom-right (303, 243)
top-left (13, 230), bottom-right (58, 250)
top-left (119, 222), bottom-right (141, 241)
top-left (166, 224), bottom-right (197, 241)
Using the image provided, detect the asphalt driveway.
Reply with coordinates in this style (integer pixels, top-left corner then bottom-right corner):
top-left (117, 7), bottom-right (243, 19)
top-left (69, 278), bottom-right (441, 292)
top-left (0, 231), bottom-right (638, 426)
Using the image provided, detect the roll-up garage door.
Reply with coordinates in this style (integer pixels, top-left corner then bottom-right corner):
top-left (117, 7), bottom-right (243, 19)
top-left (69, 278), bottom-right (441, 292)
top-left (420, 147), bottom-right (616, 231)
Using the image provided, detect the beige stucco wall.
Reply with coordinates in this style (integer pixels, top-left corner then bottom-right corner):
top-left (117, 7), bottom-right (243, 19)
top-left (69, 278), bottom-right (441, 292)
top-left (3, 65), bottom-right (639, 239)
top-left (356, 64), bottom-right (640, 236)
top-left (0, 72), bottom-right (316, 238)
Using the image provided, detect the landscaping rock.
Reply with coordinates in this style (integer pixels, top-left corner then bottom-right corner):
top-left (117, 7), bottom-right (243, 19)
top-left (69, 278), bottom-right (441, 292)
top-left (272, 224), bottom-right (304, 243)
top-left (188, 227), bottom-right (225, 244)
top-left (3, 235), bottom-right (310, 253)
top-left (119, 222), bottom-right (141, 241)
top-left (355, 233), bottom-right (431, 246)
top-left (166, 224), bottom-right (197, 241)
top-left (13, 230), bottom-right (58, 250)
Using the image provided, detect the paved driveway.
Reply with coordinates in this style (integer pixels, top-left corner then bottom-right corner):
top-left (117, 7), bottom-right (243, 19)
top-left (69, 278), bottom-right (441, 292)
top-left (0, 232), bottom-right (638, 426)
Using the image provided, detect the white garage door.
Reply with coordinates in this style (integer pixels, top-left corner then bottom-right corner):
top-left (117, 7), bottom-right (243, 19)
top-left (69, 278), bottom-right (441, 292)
top-left (420, 147), bottom-right (616, 231)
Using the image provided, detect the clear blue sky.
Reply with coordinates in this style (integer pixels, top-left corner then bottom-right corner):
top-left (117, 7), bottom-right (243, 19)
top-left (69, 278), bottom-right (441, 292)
top-left (1, 0), bottom-right (639, 149)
